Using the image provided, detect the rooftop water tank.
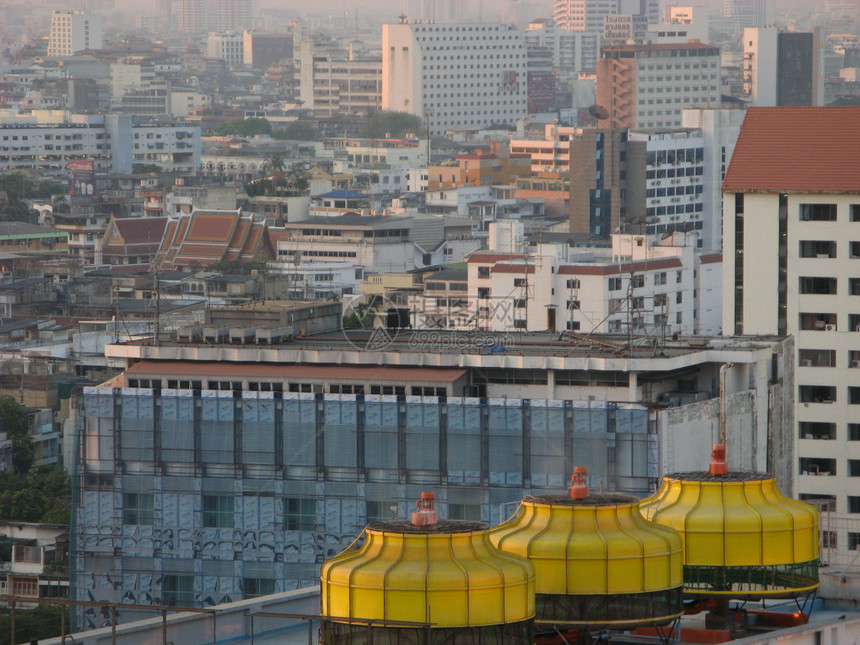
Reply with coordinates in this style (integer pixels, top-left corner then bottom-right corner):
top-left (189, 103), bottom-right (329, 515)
top-left (320, 492), bottom-right (535, 645)
top-left (639, 445), bottom-right (819, 599)
top-left (489, 468), bottom-right (684, 630)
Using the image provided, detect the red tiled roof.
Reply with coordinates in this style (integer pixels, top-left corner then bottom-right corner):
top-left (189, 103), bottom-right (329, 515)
top-left (126, 361), bottom-right (467, 383)
top-left (699, 253), bottom-right (722, 264)
top-left (493, 264), bottom-right (536, 274)
top-left (154, 209), bottom-right (270, 270)
top-left (557, 258), bottom-right (682, 276)
top-left (723, 107), bottom-right (860, 194)
top-left (113, 217), bottom-right (167, 245)
top-left (467, 252), bottom-right (527, 264)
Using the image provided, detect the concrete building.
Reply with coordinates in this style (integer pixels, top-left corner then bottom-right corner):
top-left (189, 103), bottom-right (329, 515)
top-left (680, 105), bottom-right (746, 251)
top-left (70, 316), bottom-right (791, 626)
top-left (207, 32), bottom-right (245, 67)
top-left (724, 0), bottom-right (774, 30)
top-left (382, 19), bottom-right (527, 136)
top-left (722, 106), bottom-right (860, 562)
top-left (596, 42), bottom-right (722, 129)
top-left (0, 521), bottom-right (68, 604)
top-left (242, 31), bottom-right (293, 70)
top-left (510, 123), bottom-right (576, 175)
top-left (0, 112), bottom-right (200, 175)
top-left (296, 40), bottom-right (382, 120)
top-left (742, 27), bottom-right (824, 107)
top-left (455, 231), bottom-right (713, 336)
top-left (628, 127), bottom-right (707, 245)
top-left (47, 10), bottom-right (102, 58)
top-left (178, 0), bottom-right (253, 33)
top-left (554, 0), bottom-right (659, 71)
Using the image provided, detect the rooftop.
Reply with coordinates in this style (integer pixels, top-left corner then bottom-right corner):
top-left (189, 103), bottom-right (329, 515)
top-left (723, 107), bottom-right (860, 194)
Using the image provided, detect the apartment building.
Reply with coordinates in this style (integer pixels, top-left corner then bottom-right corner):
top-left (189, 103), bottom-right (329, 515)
top-left (0, 112), bottom-right (200, 175)
top-left (207, 32), bottom-right (245, 67)
top-left (47, 10), bottom-right (102, 57)
top-left (296, 40), bottom-right (382, 119)
top-left (382, 19), bottom-right (528, 136)
top-left (461, 233), bottom-right (708, 335)
top-left (722, 106), bottom-right (860, 561)
top-left (510, 123), bottom-right (576, 175)
top-left (596, 42), bottom-right (722, 129)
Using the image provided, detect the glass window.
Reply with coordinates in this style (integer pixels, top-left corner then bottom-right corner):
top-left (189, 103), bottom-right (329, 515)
top-left (202, 495), bottom-right (234, 528)
top-left (162, 574), bottom-right (194, 606)
top-left (285, 498), bottom-right (316, 530)
top-left (123, 493), bottom-right (154, 525)
top-left (244, 578), bottom-right (275, 598)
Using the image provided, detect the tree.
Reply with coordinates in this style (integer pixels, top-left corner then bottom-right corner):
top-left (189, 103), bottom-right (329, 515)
top-left (0, 605), bottom-right (68, 645)
top-left (132, 163), bottom-right (163, 174)
top-left (343, 302), bottom-right (374, 329)
top-left (0, 397), bottom-right (32, 475)
top-left (214, 117), bottom-right (273, 137)
top-left (360, 111), bottom-right (423, 139)
top-left (273, 121), bottom-right (319, 141)
top-left (267, 153), bottom-right (285, 174)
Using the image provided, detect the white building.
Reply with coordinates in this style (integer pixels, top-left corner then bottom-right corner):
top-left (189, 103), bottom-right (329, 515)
top-left (554, 0), bottom-right (659, 71)
top-left (0, 111), bottom-right (200, 175)
top-left (382, 19), bottom-right (528, 136)
top-left (47, 10), bottom-right (102, 57)
top-left (630, 127), bottom-right (707, 246)
top-left (207, 32), bottom-right (245, 67)
top-left (418, 227), bottom-right (716, 335)
top-left (680, 105), bottom-right (746, 251)
top-left (722, 106), bottom-right (860, 561)
top-left (647, 6), bottom-right (710, 44)
top-left (525, 18), bottom-right (592, 74)
top-left (597, 42), bottom-right (722, 130)
top-left (510, 122), bottom-right (576, 175)
top-left (110, 60), bottom-right (156, 104)
top-left (296, 40), bottom-right (382, 119)
top-left (742, 27), bottom-right (824, 107)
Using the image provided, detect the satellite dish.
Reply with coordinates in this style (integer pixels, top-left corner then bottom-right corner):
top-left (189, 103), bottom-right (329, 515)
top-left (589, 104), bottom-right (609, 121)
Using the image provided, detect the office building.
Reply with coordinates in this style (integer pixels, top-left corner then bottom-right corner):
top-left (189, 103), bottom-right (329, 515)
top-left (596, 42), bottom-right (722, 129)
top-left (382, 18), bottom-right (527, 136)
top-left (554, 0), bottom-right (659, 71)
top-left (47, 10), bottom-right (102, 57)
top-left (722, 106), bottom-right (860, 563)
top-left (70, 313), bottom-right (790, 627)
top-left (178, 0), bottom-right (253, 33)
top-left (742, 27), bottom-right (824, 107)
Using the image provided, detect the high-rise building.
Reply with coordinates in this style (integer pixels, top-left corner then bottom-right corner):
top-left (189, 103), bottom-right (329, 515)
top-left (47, 10), bottom-right (103, 57)
top-left (722, 106), bottom-right (860, 562)
top-left (554, 0), bottom-right (659, 70)
top-left (178, 0), bottom-right (252, 33)
top-left (382, 18), bottom-right (528, 136)
top-left (742, 27), bottom-right (824, 107)
top-left (724, 0), bottom-right (774, 28)
top-left (596, 42), bottom-right (721, 129)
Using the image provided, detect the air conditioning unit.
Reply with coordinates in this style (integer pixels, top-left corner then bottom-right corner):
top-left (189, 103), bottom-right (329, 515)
top-left (825, 324), bottom-right (837, 332)
top-left (800, 359), bottom-right (813, 367)
top-left (852, 360), bottom-right (860, 368)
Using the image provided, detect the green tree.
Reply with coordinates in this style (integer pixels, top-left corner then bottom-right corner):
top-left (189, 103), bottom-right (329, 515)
top-left (360, 111), bottom-right (423, 139)
top-left (267, 153), bottom-right (285, 174)
top-left (343, 302), bottom-right (374, 329)
top-left (0, 397), bottom-right (32, 475)
top-left (214, 117), bottom-right (273, 137)
top-left (273, 121), bottom-right (319, 141)
top-left (0, 605), bottom-right (68, 645)
top-left (132, 163), bottom-right (163, 173)
top-left (208, 259), bottom-right (268, 275)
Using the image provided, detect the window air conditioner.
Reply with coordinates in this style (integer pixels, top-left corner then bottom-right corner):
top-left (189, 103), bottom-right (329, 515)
top-left (825, 324), bottom-right (837, 332)
top-left (852, 360), bottom-right (860, 368)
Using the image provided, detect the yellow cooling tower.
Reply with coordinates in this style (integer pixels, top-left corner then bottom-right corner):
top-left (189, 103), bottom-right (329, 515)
top-left (640, 470), bottom-right (819, 598)
top-left (489, 485), bottom-right (684, 629)
top-left (320, 493), bottom-right (535, 645)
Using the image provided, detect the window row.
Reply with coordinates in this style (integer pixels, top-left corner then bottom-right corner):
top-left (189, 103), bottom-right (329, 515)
top-left (798, 349), bottom-right (860, 368)
top-left (798, 384), bottom-right (860, 403)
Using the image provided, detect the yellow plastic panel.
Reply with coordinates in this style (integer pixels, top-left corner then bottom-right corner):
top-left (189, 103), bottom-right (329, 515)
top-left (641, 475), bottom-right (820, 568)
top-left (321, 527), bottom-right (535, 628)
top-left (490, 498), bottom-right (682, 596)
